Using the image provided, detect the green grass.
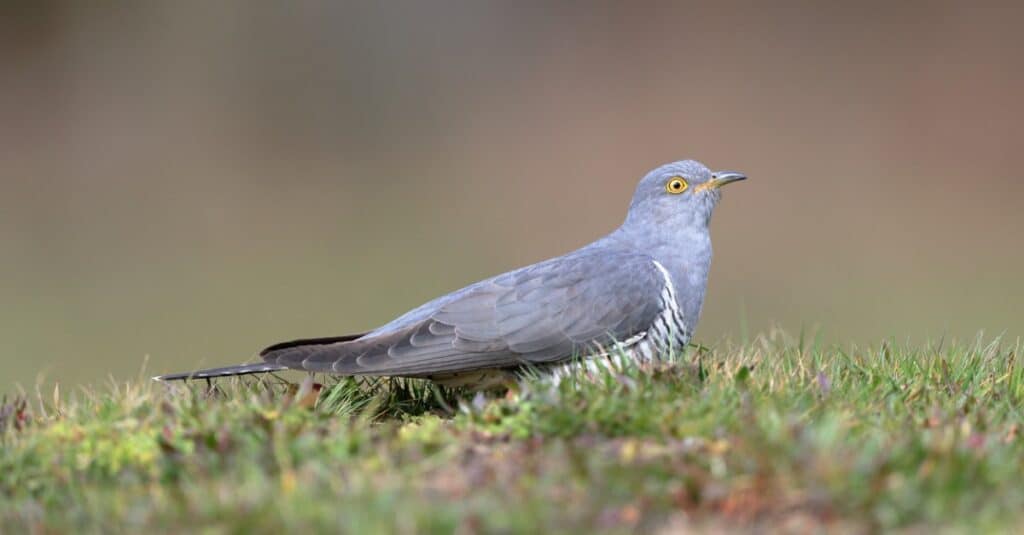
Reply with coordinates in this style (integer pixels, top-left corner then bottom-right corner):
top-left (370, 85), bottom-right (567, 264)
top-left (2, 331), bottom-right (1023, 533)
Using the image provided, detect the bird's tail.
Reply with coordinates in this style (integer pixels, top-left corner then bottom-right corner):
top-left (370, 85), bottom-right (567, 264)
top-left (153, 363), bottom-right (290, 382)
top-left (154, 334), bottom-right (367, 382)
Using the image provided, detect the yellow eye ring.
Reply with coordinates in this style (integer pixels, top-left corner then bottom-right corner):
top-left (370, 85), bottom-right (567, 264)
top-left (665, 177), bottom-right (688, 194)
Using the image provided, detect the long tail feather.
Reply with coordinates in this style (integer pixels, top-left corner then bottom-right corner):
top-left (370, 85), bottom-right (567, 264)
top-left (153, 363), bottom-right (290, 382)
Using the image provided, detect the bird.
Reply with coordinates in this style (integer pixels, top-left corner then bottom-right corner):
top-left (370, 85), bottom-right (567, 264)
top-left (155, 160), bottom-right (746, 387)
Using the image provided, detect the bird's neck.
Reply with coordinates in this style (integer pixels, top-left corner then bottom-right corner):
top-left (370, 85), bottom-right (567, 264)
top-left (611, 216), bottom-right (711, 262)
top-left (606, 222), bottom-right (714, 327)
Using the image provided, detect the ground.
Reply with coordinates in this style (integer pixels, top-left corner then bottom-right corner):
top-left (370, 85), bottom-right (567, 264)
top-left (2, 331), bottom-right (1022, 533)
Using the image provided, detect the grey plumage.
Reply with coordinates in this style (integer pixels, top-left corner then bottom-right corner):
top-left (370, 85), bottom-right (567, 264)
top-left (264, 251), bottom-right (666, 376)
top-left (155, 160), bottom-right (746, 385)
top-left (155, 362), bottom-right (289, 381)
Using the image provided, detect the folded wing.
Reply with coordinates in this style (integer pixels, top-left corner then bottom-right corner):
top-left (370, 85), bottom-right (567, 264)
top-left (261, 251), bottom-right (667, 377)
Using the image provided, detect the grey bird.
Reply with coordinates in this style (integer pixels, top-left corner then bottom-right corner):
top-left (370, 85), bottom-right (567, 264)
top-left (155, 160), bottom-right (746, 386)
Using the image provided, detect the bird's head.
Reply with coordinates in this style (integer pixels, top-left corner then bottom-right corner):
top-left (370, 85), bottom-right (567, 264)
top-left (624, 159), bottom-right (746, 230)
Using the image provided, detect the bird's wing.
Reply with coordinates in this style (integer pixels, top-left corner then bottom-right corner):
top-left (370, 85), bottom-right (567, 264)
top-left (261, 251), bottom-right (668, 377)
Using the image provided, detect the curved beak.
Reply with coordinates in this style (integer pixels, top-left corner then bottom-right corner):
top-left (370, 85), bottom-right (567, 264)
top-left (710, 171), bottom-right (747, 189)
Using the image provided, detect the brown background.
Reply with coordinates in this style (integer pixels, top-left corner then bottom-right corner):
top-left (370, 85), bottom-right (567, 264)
top-left (2, 2), bottom-right (1022, 389)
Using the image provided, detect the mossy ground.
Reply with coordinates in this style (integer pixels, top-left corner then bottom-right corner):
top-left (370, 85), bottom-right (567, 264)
top-left (2, 331), bottom-right (1022, 533)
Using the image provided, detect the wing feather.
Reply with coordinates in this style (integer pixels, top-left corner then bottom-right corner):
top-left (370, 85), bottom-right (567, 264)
top-left (262, 250), bottom-right (669, 377)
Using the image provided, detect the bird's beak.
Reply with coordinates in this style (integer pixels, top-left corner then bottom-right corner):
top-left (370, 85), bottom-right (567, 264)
top-left (709, 171), bottom-right (747, 189)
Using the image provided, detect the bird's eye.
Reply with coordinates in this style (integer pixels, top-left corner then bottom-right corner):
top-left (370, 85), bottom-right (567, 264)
top-left (665, 177), bottom-right (688, 194)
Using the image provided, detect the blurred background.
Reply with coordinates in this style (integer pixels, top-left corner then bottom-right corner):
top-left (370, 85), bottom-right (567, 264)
top-left (2, 2), bottom-right (1022, 390)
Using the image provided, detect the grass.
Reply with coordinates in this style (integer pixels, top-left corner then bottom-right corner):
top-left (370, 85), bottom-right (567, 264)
top-left (2, 330), bottom-right (1023, 533)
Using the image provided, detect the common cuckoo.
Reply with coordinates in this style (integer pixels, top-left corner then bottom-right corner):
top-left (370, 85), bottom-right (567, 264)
top-left (156, 160), bottom-right (746, 386)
